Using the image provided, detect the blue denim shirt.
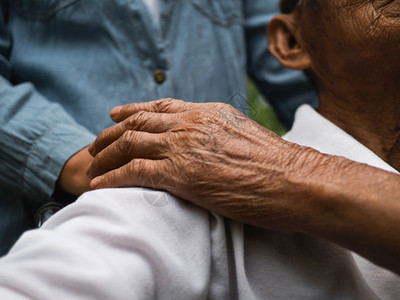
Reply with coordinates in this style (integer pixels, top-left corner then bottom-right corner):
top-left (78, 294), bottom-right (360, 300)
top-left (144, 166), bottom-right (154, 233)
top-left (0, 0), bottom-right (317, 254)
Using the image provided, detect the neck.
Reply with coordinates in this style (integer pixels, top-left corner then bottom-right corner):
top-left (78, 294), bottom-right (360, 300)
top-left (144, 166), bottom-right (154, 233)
top-left (318, 88), bottom-right (400, 171)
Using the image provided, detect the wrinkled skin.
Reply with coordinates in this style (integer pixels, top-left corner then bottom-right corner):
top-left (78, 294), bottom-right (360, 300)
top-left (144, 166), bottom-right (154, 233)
top-left (86, 97), bottom-right (400, 275)
top-left (87, 98), bottom-right (323, 232)
top-left (84, 0), bottom-right (400, 274)
top-left (295, 0), bottom-right (400, 168)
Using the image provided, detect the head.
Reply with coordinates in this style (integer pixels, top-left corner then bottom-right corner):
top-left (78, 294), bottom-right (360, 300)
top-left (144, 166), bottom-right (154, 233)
top-left (268, 0), bottom-right (400, 106)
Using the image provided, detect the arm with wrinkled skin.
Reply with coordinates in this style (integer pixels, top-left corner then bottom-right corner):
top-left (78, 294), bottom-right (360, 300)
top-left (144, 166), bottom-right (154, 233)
top-left (87, 99), bottom-right (400, 275)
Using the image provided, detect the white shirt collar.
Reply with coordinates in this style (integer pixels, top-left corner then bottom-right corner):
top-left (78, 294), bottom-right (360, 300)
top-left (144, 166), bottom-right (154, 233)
top-left (283, 104), bottom-right (398, 173)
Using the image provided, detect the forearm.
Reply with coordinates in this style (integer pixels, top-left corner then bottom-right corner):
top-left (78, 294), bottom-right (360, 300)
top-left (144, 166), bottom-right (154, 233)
top-left (300, 154), bottom-right (400, 274)
top-left (86, 99), bottom-right (400, 273)
top-left (199, 142), bottom-right (400, 274)
top-left (257, 148), bottom-right (400, 274)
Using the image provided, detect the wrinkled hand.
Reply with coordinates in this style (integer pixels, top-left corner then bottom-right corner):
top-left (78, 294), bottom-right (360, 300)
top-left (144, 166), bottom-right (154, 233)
top-left (87, 98), bottom-right (315, 231)
top-left (58, 146), bottom-right (93, 196)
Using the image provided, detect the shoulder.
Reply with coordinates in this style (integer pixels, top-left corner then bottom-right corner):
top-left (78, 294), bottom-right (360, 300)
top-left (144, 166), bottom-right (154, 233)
top-left (0, 188), bottom-right (220, 299)
top-left (47, 188), bottom-right (212, 236)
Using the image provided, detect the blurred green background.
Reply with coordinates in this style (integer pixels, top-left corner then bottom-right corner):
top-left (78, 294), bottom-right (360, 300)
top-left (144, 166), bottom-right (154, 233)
top-left (247, 79), bottom-right (286, 136)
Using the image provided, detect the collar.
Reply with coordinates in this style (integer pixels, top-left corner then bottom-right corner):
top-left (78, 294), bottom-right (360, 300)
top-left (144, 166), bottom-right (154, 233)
top-left (283, 104), bottom-right (398, 174)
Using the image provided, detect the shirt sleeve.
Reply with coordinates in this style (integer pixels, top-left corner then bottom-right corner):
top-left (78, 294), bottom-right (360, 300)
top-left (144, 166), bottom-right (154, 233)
top-left (0, 188), bottom-right (213, 300)
top-left (0, 2), bottom-right (95, 202)
top-left (244, 0), bottom-right (319, 129)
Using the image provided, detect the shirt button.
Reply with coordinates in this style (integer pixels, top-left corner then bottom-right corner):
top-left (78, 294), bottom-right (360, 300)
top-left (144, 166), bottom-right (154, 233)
top-left (154, 69), bottom-right (166, 84)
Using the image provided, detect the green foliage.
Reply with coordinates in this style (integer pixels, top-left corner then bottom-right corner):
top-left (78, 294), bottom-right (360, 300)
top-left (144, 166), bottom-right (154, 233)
top-left (247, 79), bottom-right (286, 136)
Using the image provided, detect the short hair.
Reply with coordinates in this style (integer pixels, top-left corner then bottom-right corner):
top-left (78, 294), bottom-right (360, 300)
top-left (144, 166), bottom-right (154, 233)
top-left (279, 0), bottom-right (300, 14)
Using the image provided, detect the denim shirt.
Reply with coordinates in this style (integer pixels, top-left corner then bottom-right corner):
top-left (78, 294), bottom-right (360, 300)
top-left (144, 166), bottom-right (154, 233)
top-left (0, 0), bottom-right (317, 254)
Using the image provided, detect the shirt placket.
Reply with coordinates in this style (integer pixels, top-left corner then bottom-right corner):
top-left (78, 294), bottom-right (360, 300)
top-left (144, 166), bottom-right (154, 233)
top-left (127, 0), bottom-right (174, 100)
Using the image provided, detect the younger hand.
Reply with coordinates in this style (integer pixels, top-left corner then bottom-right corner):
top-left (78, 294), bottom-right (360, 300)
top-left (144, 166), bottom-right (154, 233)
top-left (58, 146), bottom-right (93, 196)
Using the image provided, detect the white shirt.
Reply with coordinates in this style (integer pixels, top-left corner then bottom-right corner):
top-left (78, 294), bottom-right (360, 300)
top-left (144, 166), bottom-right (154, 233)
top-left (284, 105), bottom-right (400, 298)
top-left (0, 105), bottom-right (398, 299)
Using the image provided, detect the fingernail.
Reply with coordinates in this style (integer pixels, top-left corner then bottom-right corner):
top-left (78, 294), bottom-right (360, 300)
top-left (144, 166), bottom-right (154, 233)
top-left (90, 176), bottom-right (103, 189)
top-left (110, 106), bottom-right (122, 118)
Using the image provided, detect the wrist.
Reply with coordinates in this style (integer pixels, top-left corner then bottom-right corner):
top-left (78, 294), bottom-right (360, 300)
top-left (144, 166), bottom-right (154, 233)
top-left (283, 147), bottom-right (359, 236)
top-left (260, 142), bottom-right (339, 234)
top-left (57, 146), bottom-right (93, 196)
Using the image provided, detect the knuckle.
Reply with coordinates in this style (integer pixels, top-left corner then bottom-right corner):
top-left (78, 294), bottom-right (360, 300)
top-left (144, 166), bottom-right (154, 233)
top-left (135, 159), bottom-right (148, 179)
top-left (156, 98), bottom-right (174, 111)
top-left (224, 103), bottom-right (236, 111)
top-left (163, 97), bottom-right (176, 103)
top-left (155, 135), bottom-right (168, 154)
top-left (190, 110), bottom-right (208, 120)
top-left (134, 110), bottom-right (148, 123)
top-left (195, 110), bottom-right (220, 125)
top-left (216, 102), bottom-right (236, 114)
top-left (128, 111), bottom-right (149, 130)
top-left (156, 98), bottom-right (186, 112)
top-left (117, 131), bottom-right (137, 154)
top-left (217, 102), bottom-right (229, 108)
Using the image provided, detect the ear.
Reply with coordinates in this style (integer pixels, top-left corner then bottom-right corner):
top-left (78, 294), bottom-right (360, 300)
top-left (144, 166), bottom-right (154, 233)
top-left (267, 14), bottom-right (311, 70)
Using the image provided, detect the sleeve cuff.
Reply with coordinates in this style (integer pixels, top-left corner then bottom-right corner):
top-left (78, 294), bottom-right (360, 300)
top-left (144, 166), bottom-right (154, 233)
top-left (23, 123), bottom-right (95, 203)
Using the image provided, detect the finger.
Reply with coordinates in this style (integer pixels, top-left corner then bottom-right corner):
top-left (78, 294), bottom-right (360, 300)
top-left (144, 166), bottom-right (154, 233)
top-left (88, 122), bottom-right (125, 156)
top-left (87, 131), bottom-right (169, 179)
top-left (89, 111), bottom-right (176, 156)
top-left (90, 158), bottom-right (174, 191)
top-left (110, 98), bottom-right (201, 122)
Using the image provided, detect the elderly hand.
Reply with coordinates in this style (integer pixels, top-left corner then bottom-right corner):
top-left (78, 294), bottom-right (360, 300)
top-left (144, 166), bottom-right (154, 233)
top-left (86, 98), bottom-right (321, 232)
